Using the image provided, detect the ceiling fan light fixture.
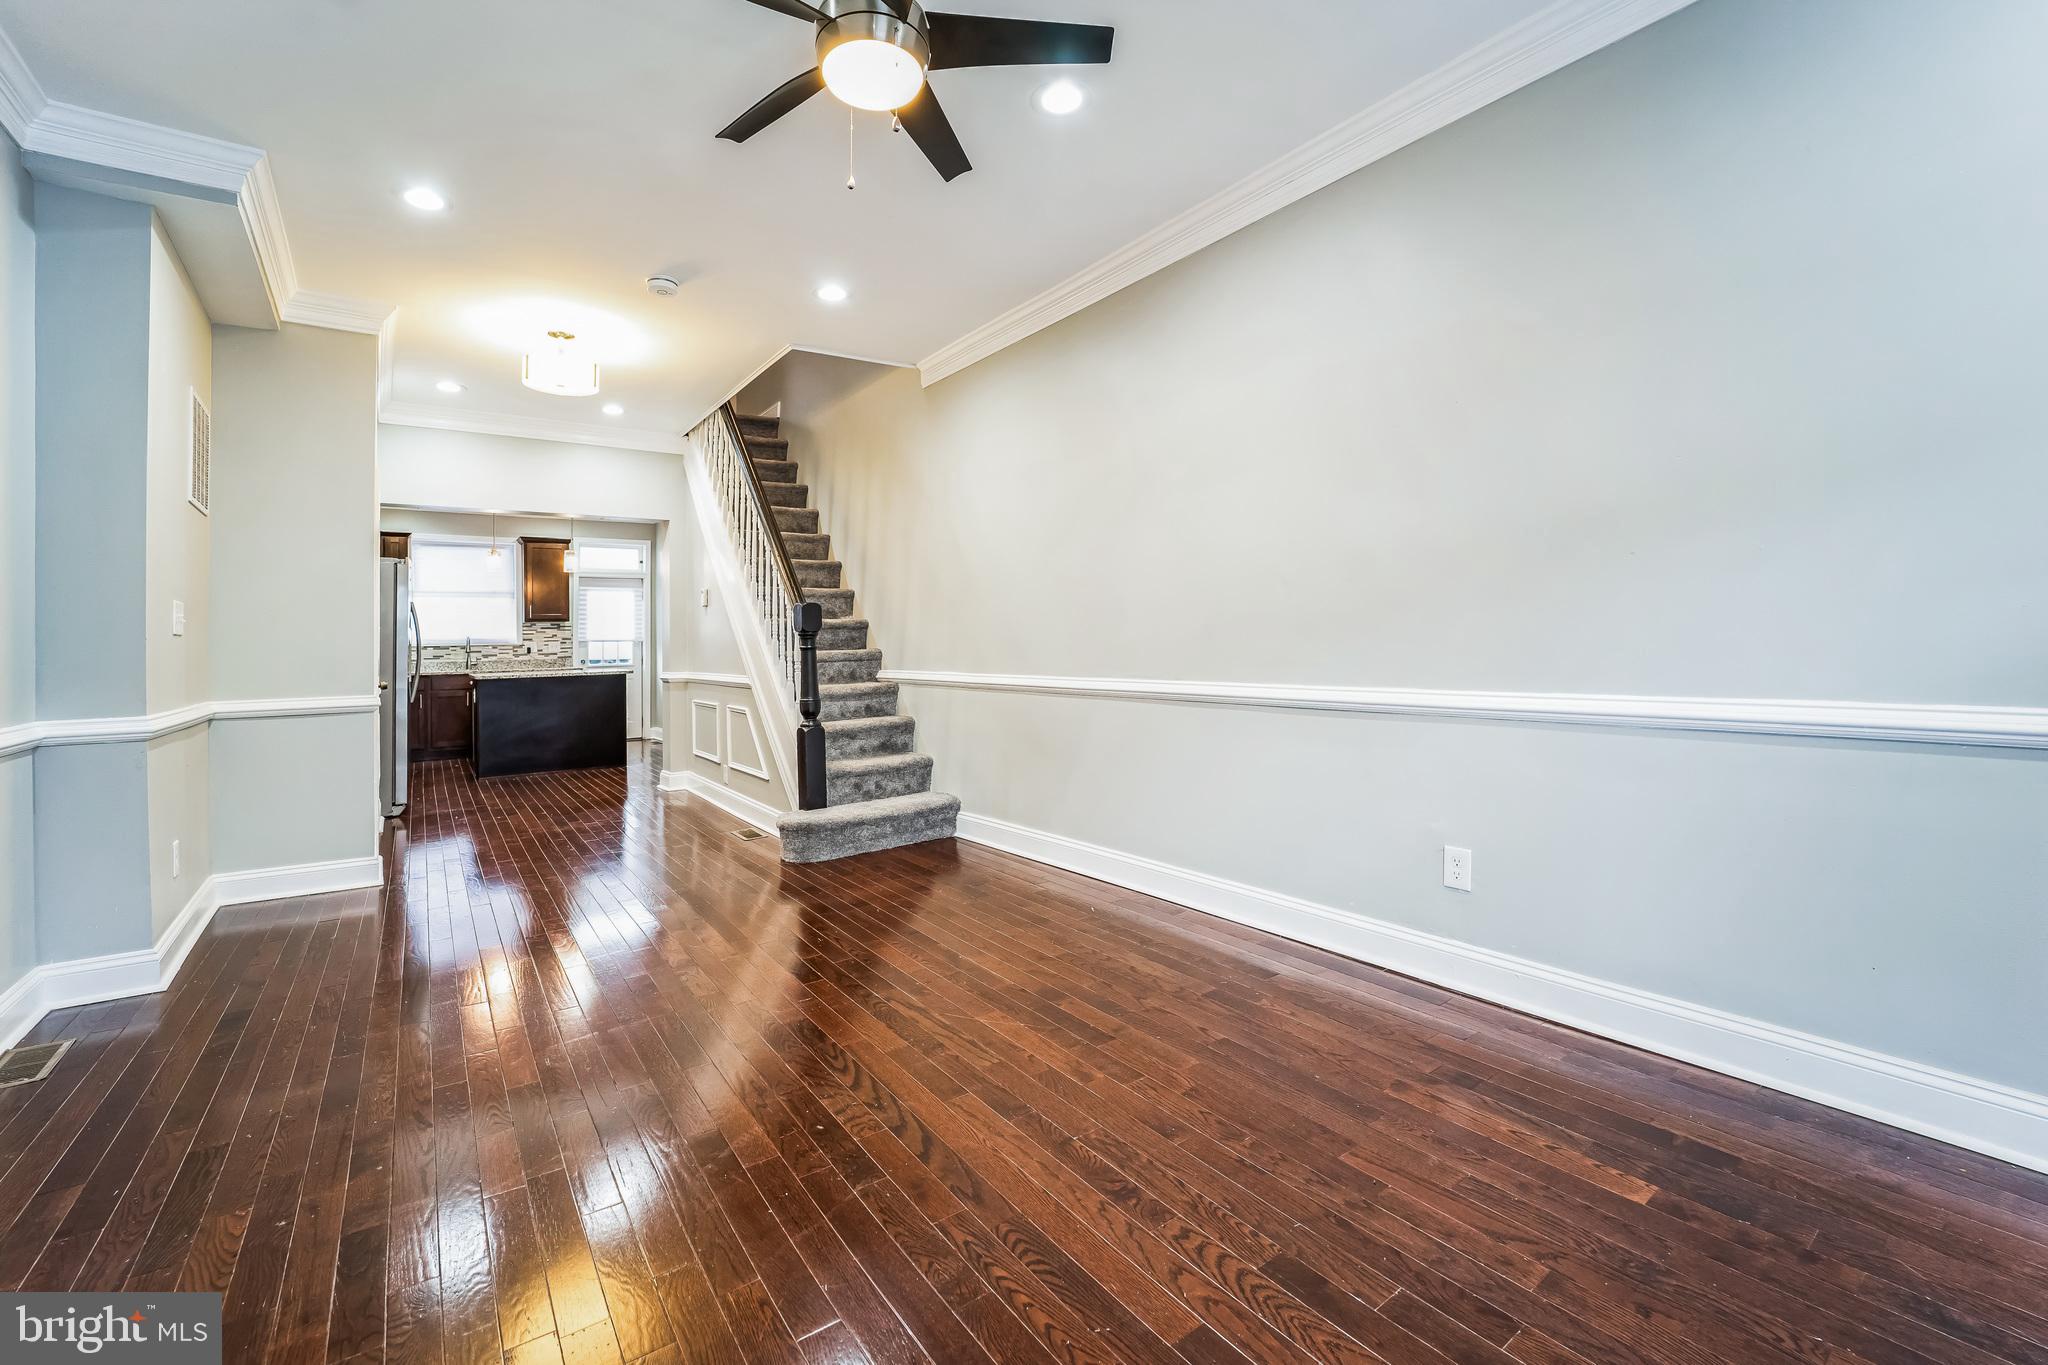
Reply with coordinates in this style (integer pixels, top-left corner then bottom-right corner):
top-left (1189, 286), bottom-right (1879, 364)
top-left (521, 330), bottom-right (600, 397)
top-left (817, 8), bottom-right (929, 112)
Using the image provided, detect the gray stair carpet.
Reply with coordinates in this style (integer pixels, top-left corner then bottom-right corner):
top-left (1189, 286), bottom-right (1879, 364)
top-left (739, 416), bottom-right (960, 863)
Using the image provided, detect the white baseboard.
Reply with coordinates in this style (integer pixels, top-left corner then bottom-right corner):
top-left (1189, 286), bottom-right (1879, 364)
top-left (211, 855), bottom-right (384, 908)
top-left (659, 769), bottom-right (781, 836)
top-left (645, 727), bottom-right (664, 744)
top-left (0, 855), bottom-right (384, 1051)
top-left (954, 811), bottom-right (2048, 1174)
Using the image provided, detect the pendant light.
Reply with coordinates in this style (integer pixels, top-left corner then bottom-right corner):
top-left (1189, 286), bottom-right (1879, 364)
top-left (562, 517), bottom-right (578, 573)
top-left (486, 513), bottom-right (503, 560)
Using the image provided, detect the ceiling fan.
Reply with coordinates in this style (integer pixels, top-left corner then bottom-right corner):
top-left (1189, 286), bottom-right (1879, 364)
top-left (717, 0), bottom-right (1115, 182)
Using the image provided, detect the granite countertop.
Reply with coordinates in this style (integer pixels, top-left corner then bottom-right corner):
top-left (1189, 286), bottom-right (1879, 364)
top-left (420, 663), bottom-right (633, 680)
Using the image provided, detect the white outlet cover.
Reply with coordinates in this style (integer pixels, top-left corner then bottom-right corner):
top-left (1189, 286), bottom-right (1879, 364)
top-left (171, 838), bottom-right (182, 878)
top-left (1443, 845), bottom-right (1473, 892)
top-left (171, 600), bottom-right (186, 636)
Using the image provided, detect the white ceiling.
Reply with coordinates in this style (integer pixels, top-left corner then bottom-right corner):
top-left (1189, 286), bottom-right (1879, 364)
top-left (0, 0), bottom-right (1549, 433)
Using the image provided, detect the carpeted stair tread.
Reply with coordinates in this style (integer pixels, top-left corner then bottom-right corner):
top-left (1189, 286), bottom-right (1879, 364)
top-left (777, 791), bottom-right (960, 864)
top-left (782, 532), bottom-right (831, 560)
top-left (805, 587), bottom-right (855, 618)
top-left (745, 435), bottom-right (790, 454)
top-left (793, 559), bottom-right (842, 589)
top-left (819, 680), bottom-right (898, 720)
top-left (751, 459), bottom-right (800, 483)
top-left (737, 414), bottom-right (780, 437)
top-left (774, 507), bottom-right (819, 534)
top-left (824, 715), bottom-right (914, 757)
top-left (816, 648), bottom-right (882, 683)
top-left (817, 618), bottom-right (869, 650)
top-left (827, 751), bottom-right (934, 804)
top-left (761, 482), bottom-right (810, 508)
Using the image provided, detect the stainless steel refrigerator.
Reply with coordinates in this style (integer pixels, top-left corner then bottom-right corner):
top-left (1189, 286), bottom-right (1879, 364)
top-left (378, 557), bottom-right (420, 816)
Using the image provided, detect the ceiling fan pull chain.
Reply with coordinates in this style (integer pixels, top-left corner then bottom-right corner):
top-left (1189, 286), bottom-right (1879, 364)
top-left (847, 109), bottom-right (857, 190)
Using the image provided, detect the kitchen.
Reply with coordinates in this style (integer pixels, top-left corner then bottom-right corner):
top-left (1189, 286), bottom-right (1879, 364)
top-left (377, 509), bottom-right (658, 814)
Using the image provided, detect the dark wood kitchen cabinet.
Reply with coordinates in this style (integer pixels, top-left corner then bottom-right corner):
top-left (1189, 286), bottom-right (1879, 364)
top-left (409, 673), bottom-right (473, 759)
top-left (378, 530), bottom-right (411, 559)
top-left (520, 537), bottom-right (571, 622)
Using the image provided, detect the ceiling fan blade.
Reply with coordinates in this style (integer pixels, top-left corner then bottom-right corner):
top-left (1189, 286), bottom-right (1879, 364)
top-left (716, 68), bottom-right (828, 142)
top-left (924, 12), bottom-right (1114, 70)
top-left (738, 0), bottom-right (826, 20)
top-left (896, 86), bottom-right (972, 181)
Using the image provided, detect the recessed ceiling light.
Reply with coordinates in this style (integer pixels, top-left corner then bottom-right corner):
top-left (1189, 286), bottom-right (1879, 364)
top-left (403, 185), bottom-right (448, 212)
top-left (1037, 80), bottom-right (1085, 116)
top-left (602, 403), bottom-right (625, 416)
top-left (435, 379), bottom-right (464, 394)
top-left (816, 282), bottom-right (849, 304)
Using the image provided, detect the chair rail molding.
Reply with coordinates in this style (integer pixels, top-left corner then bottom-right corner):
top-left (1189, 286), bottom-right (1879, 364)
top-left (953, 809), bottom-right (2048, 1173)
top-left (917, 0), bottom-right (1700, 385)
top-left (881, 670), bottom-right (2048, 750)
top-left (660, 671), bottom-right (752, 688)
top-left (0, 694), bottom-right (381, 759)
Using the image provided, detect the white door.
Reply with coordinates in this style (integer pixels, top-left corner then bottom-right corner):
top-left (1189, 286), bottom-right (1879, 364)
top-left (576, 575), bottom-right (647, 740)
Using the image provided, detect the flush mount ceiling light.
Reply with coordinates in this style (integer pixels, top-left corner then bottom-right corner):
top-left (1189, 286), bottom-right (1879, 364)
top-left (435, 379), bottom-right (465, 394)
top-left (1036, 78), bottom-right (1084, 115)
top-left (718, 0), bottom-right (1114, 182)
top-left (521, 331), bottom-right (600, 397)
top-left (816, 282), bottom-right (849, 304)
top-left (402, 185), bottom-right (447, 212)
top-left (602, 403), bottom-right (625, 416)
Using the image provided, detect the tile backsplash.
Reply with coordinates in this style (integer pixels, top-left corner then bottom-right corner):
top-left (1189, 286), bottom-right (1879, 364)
top-left (418, 621), bottom-right (572, 672)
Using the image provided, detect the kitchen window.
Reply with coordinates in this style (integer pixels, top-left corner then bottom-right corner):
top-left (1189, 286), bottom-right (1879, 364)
top-left (411, 539), bottom-right (520, 645)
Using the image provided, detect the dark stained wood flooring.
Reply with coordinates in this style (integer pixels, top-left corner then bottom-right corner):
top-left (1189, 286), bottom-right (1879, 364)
top-left (3, 747), bottom-right (2046, 1364)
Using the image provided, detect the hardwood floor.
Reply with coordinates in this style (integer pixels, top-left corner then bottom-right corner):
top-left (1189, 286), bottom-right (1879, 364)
top-left (3, 748), bottom-right (2045, 1364)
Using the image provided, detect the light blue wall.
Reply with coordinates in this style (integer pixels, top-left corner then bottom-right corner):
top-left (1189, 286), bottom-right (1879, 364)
top-left (33, 184), bottom-right (151, 721)
top-left (0, 132), bottom-right (36, 998)
top-left (28, 183), bottom-right (156, 965)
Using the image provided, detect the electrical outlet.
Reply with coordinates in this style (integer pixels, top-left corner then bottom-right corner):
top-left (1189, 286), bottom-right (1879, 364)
top-left (170, 839), bottom-right (182, 879)
top-left (1443, 845), bottom-right (1472, 892)
top-left (171, 600), bottom-right (186, 637)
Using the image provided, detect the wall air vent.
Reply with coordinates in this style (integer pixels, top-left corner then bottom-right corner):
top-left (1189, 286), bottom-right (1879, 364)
top-left (188, 387), bottom-right (211, 514)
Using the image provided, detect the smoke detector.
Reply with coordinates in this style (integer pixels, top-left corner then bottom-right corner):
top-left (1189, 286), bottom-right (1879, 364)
top-left (646, 275), bottom-right (680, 298)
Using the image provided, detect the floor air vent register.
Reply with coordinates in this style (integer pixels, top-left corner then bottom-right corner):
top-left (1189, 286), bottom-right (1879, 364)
top-left (0, 1038), bottom-right (71, 1087)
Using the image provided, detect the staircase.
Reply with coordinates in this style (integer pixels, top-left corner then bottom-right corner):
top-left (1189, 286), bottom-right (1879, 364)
top-left (734, 413), bottom-right (960, 863)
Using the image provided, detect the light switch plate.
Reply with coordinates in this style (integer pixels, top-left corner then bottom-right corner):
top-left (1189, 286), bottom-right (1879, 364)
top-left (1443, 845), bottom-right (1473, 892)
top-left (170, 839), bottom-right (182, 879)
top-left (701, 588), bottom-right (711, 608)
top-left (171, 600), bottom-right (186, 637)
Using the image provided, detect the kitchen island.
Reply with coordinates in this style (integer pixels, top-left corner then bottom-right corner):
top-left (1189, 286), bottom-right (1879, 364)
top-left (468, 668), bottom-right (631, 778)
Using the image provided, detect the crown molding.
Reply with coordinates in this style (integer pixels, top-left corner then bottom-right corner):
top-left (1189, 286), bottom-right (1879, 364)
top-left (880, 670), bottom-right (2048, 751)
top-left (918, 0), bottom-right (1699, 386)
top-left (0, 20), bottom-right (43, 144)
top-left (23, 100), bottom-right (260, 191)
top-left (237, 151), bottom-right (297, 313)
top-left (0, 21), bottom-right (388, 337)
top-left (380, 401), bottom-right (686, 456)
top-left (279, 288), bottom-right (396, 335)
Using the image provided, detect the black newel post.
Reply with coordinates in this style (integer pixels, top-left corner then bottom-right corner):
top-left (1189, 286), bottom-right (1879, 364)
top-left (794, 600), bottom-right (828, 810)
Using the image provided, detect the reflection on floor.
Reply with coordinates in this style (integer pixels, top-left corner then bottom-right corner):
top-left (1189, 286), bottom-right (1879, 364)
top-left (2, 744), bottom-right (2045, 1364)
